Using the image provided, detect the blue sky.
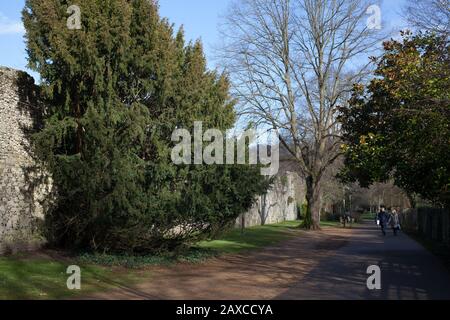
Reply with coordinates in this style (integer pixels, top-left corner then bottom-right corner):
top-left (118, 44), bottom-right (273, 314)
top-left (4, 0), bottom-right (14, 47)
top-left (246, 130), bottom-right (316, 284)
top-left (0, 0), bottom-right (406, 82)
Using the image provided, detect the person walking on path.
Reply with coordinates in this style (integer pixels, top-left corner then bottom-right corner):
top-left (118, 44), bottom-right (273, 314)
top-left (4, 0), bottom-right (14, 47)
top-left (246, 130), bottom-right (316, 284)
top-left (377, 206), bottom-right (390, 236)
top-left (389, 209), bottom-right (401, 236)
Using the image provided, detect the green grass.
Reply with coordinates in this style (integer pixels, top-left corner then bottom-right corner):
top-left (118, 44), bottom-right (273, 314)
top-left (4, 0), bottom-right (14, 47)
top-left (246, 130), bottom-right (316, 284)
top-left (361, 212), bottom-right (376, 220)
top-left (77, 248), bottom-right (218, 269)
top-left (319, 220), bottom-right (341, 228)
top-left (198, 220), bottom-right (349, 254)
top-left (0, 255), bottom-right (139, 300)
top-left (198, 220), bottom-right (305, 254)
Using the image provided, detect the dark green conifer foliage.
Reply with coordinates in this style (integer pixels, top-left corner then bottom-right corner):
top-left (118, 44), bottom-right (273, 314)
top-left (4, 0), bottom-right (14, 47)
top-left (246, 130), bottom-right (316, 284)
top-left (23, 0), bottom-right (270, 253)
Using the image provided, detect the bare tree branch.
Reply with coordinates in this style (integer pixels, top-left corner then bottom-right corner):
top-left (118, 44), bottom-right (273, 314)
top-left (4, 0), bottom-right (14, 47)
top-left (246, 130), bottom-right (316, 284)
top-left (403, 0), bottom-right (450, 36)
top-left (217, 0), bottom-right (389, 228)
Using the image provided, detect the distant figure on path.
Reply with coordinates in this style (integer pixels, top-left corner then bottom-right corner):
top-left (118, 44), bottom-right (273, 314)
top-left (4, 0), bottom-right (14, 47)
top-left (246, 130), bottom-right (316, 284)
top-left (389, 209), bottom-right (401, 236)
top-left (377, 206), bottom-right (389, 236)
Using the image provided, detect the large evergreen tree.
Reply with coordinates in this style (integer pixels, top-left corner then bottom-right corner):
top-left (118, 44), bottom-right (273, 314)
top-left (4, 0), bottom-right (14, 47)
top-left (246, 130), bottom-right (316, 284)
top-left (339, 33), bottom-right (450, 208)
top-left (23, 0), bottom-right (270, 253)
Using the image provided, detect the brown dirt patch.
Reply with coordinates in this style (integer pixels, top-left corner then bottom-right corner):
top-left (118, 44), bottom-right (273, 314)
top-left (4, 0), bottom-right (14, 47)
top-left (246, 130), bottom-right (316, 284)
top-left (81, 226), bottom-right (355, 300)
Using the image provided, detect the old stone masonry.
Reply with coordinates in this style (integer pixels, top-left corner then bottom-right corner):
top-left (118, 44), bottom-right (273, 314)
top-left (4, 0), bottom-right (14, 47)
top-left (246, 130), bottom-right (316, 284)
top-left (0, 66), bottom-right (50, 254)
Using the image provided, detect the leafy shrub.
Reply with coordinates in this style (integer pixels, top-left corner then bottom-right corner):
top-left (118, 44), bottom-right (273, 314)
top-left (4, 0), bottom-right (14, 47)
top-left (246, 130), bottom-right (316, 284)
top-left (77, 248), bottom-right (219, 269)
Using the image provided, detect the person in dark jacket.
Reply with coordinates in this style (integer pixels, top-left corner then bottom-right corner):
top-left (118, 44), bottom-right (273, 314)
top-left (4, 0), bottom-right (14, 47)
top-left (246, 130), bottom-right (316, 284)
top-left (377, 206), bottom-right (390, 236)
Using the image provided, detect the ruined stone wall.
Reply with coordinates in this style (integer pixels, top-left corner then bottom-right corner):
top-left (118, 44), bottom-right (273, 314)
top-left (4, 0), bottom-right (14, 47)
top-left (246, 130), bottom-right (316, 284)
top-left (0, 67), bottom-right (49, 254)
top-left (237, 172), bottom-right (298, 228)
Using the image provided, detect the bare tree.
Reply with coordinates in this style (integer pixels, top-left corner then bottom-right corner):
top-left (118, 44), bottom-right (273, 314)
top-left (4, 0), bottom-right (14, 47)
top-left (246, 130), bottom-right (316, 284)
top-left (403, 0), bottom-right (450, 36)
top-left (218, 0), bottom-right (387, 229)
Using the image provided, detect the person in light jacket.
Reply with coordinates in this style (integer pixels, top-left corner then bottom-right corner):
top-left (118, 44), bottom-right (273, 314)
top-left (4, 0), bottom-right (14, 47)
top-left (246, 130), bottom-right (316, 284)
top-left (389, 209), bottom-right (401, 236)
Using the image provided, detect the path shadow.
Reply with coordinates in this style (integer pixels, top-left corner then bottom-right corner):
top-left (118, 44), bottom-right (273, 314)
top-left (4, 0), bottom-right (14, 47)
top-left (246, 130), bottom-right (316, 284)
top-left (275, 222), bottom-right (450, 300)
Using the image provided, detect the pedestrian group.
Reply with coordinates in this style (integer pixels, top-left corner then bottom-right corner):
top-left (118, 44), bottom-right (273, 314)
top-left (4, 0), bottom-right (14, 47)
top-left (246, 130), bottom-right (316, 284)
top-left (376, 206), bottom-right (401, 236)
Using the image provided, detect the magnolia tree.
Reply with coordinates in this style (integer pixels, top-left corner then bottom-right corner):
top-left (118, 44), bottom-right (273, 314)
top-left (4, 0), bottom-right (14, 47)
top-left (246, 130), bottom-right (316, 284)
top-left (339, 33), bottom-right (450, 208)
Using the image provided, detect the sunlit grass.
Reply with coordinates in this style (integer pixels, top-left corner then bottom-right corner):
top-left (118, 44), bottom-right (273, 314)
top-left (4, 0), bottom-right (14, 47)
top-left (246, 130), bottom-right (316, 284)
top-left (0, 255), bottom-right (138, 300)
top-left (197, 220), bottom-right (302, 254)
top-left (361, 212), bottom-right (376, 220)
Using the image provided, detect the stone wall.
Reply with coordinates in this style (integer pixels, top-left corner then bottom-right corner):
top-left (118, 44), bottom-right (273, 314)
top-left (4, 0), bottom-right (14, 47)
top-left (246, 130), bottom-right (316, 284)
top-left (236, 172), bottom-right (298, 228)
top-left (0, 66), bottom-right (49, 254)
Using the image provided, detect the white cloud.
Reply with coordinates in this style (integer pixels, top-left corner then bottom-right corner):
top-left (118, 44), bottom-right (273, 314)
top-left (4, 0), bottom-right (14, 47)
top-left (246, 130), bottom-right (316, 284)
top-left (0, 12), bottom-right (25, 35)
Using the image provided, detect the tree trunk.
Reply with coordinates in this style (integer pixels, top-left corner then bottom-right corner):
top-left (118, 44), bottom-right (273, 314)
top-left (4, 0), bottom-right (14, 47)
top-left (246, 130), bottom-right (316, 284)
top-left (302, 175), bottom-right (321, 230)
top-left (407, 193), bottom-right (417, 209)
top-left (258, 194), bottom-right (268, 226)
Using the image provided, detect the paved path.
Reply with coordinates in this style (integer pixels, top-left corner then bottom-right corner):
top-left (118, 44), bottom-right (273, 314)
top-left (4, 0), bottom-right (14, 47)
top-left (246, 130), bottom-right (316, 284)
top-left (278, 221), bottom-right (450, 300)
top-left (85, 221), bottom-right (450, 300)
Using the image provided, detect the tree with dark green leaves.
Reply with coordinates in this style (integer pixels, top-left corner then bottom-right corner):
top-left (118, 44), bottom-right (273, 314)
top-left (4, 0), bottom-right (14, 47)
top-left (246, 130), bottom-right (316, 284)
top-left (23, 0), bottom-right (270, 254)
top-left (339, 32), bottom-right (450, 208)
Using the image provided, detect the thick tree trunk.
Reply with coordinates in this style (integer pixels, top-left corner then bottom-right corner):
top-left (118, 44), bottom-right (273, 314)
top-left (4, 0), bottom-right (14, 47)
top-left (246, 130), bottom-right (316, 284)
top-left (302, 175), bottom-right (321, 230)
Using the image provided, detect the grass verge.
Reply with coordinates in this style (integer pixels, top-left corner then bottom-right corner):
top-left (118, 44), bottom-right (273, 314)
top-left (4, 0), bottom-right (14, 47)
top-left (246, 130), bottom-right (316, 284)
top-left (0, 254), bottom-right (138, 300)
top-left (0, 219), bottom-right (343, 299)
top-left (319, 220), bottom-right (341, 228)
top-left (197, 220), bottom-right (302, 254)
top-left (361, 212), bottom-right (376, 220)
top-left (77, 247), bottom-right (218, 269)
top-left (197, 219), bottom-right (345, 254)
